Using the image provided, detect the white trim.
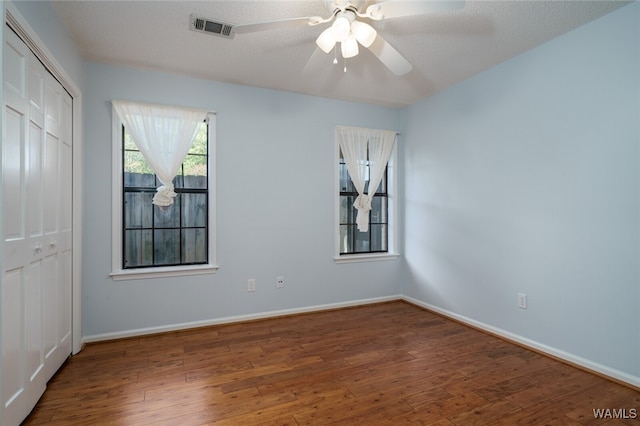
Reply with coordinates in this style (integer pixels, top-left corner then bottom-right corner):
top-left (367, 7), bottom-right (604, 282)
top-left (110, 264), bottom-right (218, 281)
top-left (82, 295), bottom-right (403, 343)
top-left (334, 253), bottom-right (400, 264)
top-left (5, 2), bottom-right (84, 355)
top-left (334, 130), bottom-right (399, 260)
top-left (402, 295), bottom-right (640, 389)
top-left (111, 110), bottom-right (217, 280)
top-left (0, 12), bottom-right (4, 424)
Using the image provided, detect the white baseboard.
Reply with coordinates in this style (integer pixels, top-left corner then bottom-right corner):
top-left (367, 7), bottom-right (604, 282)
top-left (402, 295), bottom-right (640, 390)
top-left (81, 294), bottom-right (403, 344)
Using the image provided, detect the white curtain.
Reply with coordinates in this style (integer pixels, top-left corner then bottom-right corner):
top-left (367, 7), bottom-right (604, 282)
top-left (336, 125), bottom-right (396, 232)
top-left (112, 100), bottom-right (208, 206)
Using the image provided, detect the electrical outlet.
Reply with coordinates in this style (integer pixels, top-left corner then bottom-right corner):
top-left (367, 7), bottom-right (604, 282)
top-left (248, 279), bottom-right (256, 292)
top-left (276, 276), bottom-right (284, 288)
top-left (518, 293), bottom-right (527, 309)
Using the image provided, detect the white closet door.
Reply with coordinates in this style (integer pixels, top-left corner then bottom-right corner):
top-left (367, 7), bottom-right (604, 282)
top-left (24, 26), bottom-right (47, 409)
top-left (41, 71), bottom-right (73, 380)
top-left (2, 27), bottom-right (45, 426)
top-left (42, 71), bottom-right (61, 381)
top-left (2, 26), bottom-right (73, 426)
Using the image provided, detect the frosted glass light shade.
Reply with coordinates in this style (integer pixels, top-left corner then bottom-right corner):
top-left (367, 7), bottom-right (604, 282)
top-left (351, 20), bottom-right (377, 47)
top-left (341, 35), bottom-right (359, 58)
top-left (316, 27), bottom-right (337, 53)
top-left (332, 16), bottom-right (351, 42)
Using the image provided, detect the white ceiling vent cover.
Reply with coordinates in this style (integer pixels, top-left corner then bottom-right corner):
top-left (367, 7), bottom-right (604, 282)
top-left (190, 14), bottom-right (234, 39)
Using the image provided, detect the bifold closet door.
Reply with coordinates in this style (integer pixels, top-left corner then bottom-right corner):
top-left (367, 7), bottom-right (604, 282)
top-left (41, 62), bottom-right (73, 383)
top-left (2, 26), bottom-right (73, 426)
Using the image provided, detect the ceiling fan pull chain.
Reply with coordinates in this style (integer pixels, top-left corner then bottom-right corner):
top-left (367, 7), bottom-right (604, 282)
top-left (333, 45), bottom-right (338, 64)
top-left (344, 57), bottom-right (347, 73)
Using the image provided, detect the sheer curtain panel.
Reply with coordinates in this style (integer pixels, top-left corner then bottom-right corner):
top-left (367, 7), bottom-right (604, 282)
top-left (112, 100), bottom-right (209, 206)
top-left (336, 125), bottom-right (397, 232)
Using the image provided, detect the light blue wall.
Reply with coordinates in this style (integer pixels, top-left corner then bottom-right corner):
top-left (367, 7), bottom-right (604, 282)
top-left (402, 2), bottom-right (639, 379)
top-left (82, 62), bottom-right (403, 337)
top-left (10, 0), bottom-right (84, 89)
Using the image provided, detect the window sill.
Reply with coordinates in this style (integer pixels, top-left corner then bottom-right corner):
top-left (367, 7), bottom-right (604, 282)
top-left (110, 264), bottom-right (219, 281)
top-left (333, 253), bottom-right (400, 264)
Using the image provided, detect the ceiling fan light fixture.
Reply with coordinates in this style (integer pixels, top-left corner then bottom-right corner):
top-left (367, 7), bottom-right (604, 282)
top-left (341, 34), bottom-right (359, 58)
top-left (351, 20), bottom-right (377, 47)
top-left (316, 26), bottom-right (337, 53)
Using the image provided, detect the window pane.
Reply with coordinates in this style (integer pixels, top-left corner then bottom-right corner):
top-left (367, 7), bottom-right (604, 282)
top-left (339, 225), bottom-right (353, 254)
top-left (374, 171), bottom-right (387, 194)
top-left (124, 131), bottom-right (137, 151)
top-left (189, 123), bottom-right (207, 154)
top-left (182, 228), bottom-right (206, 263)
top-left (124, 230), bottom-right (153, 267)
top-left (154, 229), bottom-right (180, 265)
top-left (370, 224), bottom-right (387, 252)
top-left (340, 195), bottom-right (355, 224)
top-left (339, 162), bottom-right (355, 192)
top-left (154, 203), bottom-right (180, 228)
top-left (124, 192), bottom-right (153, 228)
top-left (354, 229), bottom-right (370, 253)
top-left (370, 196), bottom-right (387, 224)
top-left (182, 193), bottom-right (207, 227)
top-left (124, 171), bottom-right (156, 188)
top-left (172, 173), bottom-right (184, 190)
top-left (182, 154), bottom-right (207, 189)
top-left (124, 150), bottom-right (156, 186)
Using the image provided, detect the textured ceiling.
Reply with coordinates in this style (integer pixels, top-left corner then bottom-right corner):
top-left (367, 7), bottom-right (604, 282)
top-left (51, 0), bottom-right (629, 108)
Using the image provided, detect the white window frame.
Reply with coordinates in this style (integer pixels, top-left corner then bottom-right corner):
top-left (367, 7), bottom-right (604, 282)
top-left (110, 109), bottom-right (218, 280)
top-left (334, 137), bottom-right (399, 263)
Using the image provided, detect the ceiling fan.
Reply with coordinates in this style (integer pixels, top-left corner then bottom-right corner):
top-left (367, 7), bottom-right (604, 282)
top-left (231, 0), bottom-right (465, 76)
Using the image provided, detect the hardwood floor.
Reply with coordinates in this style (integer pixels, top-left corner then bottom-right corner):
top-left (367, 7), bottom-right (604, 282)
top-left (23, 301), bottom-right (639, 425)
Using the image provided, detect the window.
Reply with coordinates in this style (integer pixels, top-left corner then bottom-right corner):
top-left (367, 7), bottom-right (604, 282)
top-left (334, 134), bottom-right (398, 263)
top-left (339, 151), bottom-right (389, 254)
top-left (111, 111), bottom-right (217, 280)
top-left (122, 123), bottom-right (208, 268)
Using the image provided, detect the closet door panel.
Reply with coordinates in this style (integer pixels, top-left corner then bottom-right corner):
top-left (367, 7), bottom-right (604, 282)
top-left (42, 134), bottom-right (59, 240)
top-left (26, 120), bottom-right (43, 246)
top-left (41, 252), bottom-right (58, 381)
top-left (1, 269), bottom-right (26, 425)
top-left (3, 107), bottom-right (25, 248)
top-left (26, 54), bottom-right (44, 245)
top-left (43, 73), bottom-right (61, 247)
top-left (3, 27), bottom-right (27, 118)
top-left (24, 260), bottom-right (43, 384)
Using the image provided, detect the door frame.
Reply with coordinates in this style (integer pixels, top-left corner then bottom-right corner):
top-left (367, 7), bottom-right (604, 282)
top-left (4, 2), bottom-right (83, 355)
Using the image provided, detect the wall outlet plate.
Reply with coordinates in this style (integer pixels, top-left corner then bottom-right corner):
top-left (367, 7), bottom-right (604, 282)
top-left (248, 279), bottom-right (256, 292)
top-left (276, 276), bottom-right (284, 288)
top-left (518, 293), bottom-right (527, 309)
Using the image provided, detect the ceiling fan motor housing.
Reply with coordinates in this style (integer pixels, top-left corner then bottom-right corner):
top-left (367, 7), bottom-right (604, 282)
top-left (323, 0), bottom-right (368, 14)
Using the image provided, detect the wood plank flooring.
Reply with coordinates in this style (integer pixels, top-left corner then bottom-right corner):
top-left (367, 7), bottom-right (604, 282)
top-left (23, 301), bottom-right (640, 425)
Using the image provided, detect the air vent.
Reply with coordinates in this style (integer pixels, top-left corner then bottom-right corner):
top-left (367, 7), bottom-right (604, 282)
top-left (190, 14), bottom-right (234, 39)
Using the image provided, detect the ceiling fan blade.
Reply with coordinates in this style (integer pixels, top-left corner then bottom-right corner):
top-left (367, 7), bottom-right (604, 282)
top-left (302, 47), bottom-right (330, 75)
top-left (232, 16), bottom-right (326, 35)
top-left (364, 0), bottom-right (465, 20)
top-left (367, 35), bottom-right (413, 76)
